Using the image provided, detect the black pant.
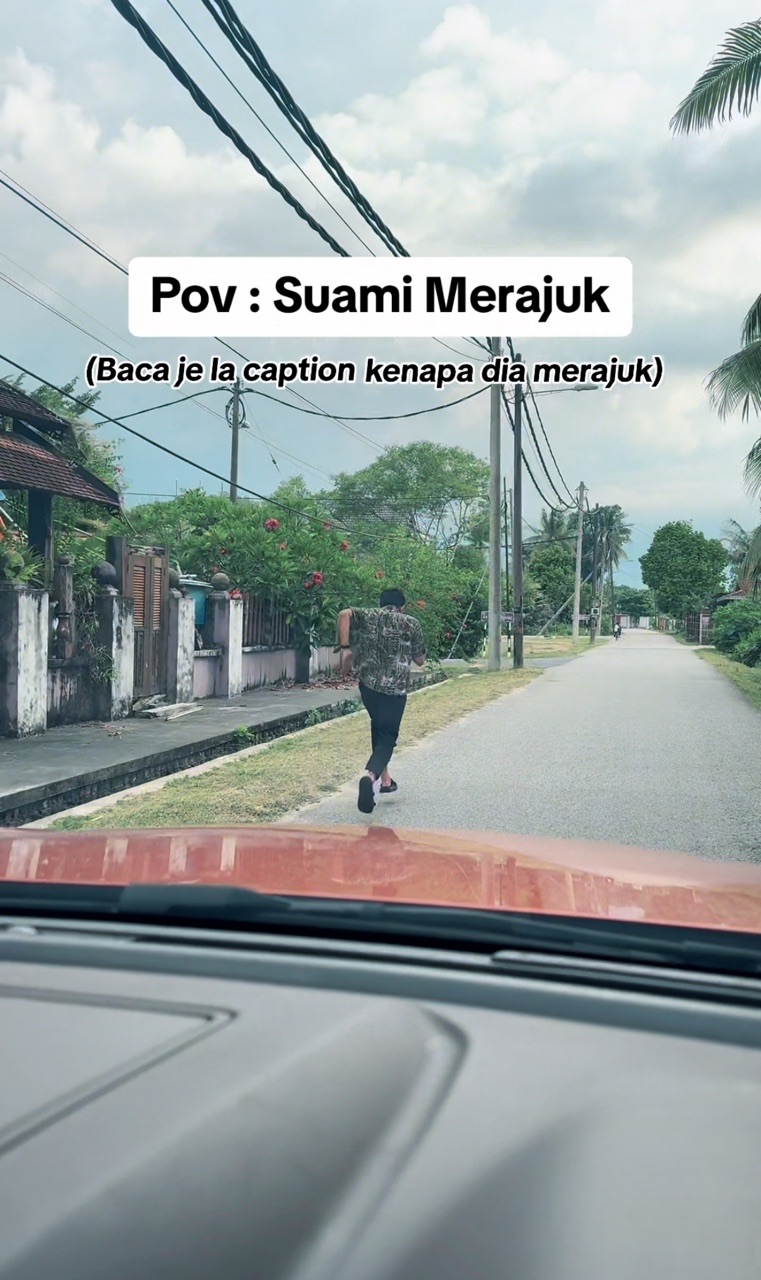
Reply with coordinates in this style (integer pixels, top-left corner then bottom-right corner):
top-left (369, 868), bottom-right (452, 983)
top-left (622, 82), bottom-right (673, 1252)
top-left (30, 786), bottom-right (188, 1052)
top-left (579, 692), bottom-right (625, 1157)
top-left (359, 683), bottom-right (407, 779)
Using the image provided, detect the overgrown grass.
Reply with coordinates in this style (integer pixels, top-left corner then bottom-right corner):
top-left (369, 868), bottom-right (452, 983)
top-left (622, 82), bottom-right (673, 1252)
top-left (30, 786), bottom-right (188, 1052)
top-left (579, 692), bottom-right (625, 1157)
top-left (523, 636), bottom-right (596, 658)
top-left (52, 667), bottom-right (539, 831)
top-left (696, 649), bottom-right (761, 713)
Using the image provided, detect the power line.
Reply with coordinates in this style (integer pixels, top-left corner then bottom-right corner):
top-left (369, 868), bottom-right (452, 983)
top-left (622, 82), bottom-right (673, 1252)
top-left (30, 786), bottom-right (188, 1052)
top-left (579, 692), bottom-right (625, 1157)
top-left (0, 249), bottom-right (134, 352)
top-left (503, 335), bottom-right (573, 509)
top-left (0, 353), bottom-right (355, 531)
top-left (525, 378), bottom-right (576, 504)
top-left (0, 354), bottom-right (459, 548)
top-left (0, 270), bottom-right (127, 358)
top-left (247, 382), bottom-right (490, 421)
top-left (521, 396), bottom-right (568, 508)
top-left (107, 0), bottom-right (350, 255)
top-left (199, 0), bottom-right (405, 256)
top-left (187, 0), bottom-right (491, 365)
top-left (0, 170), bottom-right (126, 274)
top-left (163, 0), bottom-right (378, 256)
top-left (500, 388), bottom-right (564, 512)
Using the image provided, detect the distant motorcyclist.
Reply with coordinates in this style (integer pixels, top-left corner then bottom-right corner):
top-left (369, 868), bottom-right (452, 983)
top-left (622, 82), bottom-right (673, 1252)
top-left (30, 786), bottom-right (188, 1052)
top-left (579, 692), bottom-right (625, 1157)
top-left (613, 622), bottom-right (622, 640)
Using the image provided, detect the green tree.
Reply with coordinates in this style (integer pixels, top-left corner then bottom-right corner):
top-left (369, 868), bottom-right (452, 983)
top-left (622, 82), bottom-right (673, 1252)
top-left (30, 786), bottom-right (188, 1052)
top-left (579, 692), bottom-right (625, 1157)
top-left (325, 441), bottom-right (489, 558)
top-left (525, 541), bottom-right (576, 621)
top-left (671, 20), bottom-right (761, 494)
top-left (614, 585), bottom-right (655, 618)
top-left (640, 522), bottom-right (728, 616)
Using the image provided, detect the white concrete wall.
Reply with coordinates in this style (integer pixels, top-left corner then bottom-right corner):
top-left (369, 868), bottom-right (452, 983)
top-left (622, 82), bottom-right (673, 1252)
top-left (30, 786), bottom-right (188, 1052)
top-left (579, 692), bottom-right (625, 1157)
top-left (241, 647), bottom-right (296, 689)
top-left (193, 650), bottom-right (220, 699)
top-left (0, 585), bottom-right (49, 737)
top-left (167, 594), bottom-right (196, 703)
top-left (195, 643), bottom-right (342, 700)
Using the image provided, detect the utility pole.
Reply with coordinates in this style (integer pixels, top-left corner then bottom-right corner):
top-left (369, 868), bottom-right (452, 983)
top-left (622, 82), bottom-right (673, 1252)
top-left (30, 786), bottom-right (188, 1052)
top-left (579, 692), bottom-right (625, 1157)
top-left (572, 480), bottom-right (585, 640)
top-left (512, 365), bottom-right (524, 669)
top-left (487, 337), bottom-right (502, 670)
top-left (609, 552), bottom-right (616, 633)
top-left (589, 504), bottom-right (600, 644)
top-left (503, 480), bottom-right (511, 609)
top-left (503, 480), bottom-right (511, 658)
top-left (229, 377), bottom-right (242, 503)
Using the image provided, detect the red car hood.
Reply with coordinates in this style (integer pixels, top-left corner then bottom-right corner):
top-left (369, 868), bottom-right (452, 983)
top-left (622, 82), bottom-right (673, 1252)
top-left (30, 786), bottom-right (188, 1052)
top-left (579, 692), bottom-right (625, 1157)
top-left (1, 825), bottom-right (761, 933)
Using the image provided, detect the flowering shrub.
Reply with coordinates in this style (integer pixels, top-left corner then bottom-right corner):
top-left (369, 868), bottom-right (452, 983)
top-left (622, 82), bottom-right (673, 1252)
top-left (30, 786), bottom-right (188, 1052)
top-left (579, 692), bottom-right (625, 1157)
top-left (122, 488), bottom-right (487, 660)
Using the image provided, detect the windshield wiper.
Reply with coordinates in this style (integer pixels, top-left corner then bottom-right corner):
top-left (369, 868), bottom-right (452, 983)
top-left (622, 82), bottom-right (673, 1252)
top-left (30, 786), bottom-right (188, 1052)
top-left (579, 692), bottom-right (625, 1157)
top-left (0, 881), bottom-right (760, 979)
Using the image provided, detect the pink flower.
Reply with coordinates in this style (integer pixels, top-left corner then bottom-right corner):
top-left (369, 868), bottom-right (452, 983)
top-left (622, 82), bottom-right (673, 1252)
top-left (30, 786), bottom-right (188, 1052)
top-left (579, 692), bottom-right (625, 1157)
top-left (339, 541), bottom-right (350, 552)
top-left (278, 541), bottom-right (288, 551)
top-left (312, 571), bottom-right (325, 587)
top-left (264, 518), bottom-right (281, 532)
top-left (322, 521), bottom-right (332, 531)
top-left (375, 570), bottom-right (385, 580)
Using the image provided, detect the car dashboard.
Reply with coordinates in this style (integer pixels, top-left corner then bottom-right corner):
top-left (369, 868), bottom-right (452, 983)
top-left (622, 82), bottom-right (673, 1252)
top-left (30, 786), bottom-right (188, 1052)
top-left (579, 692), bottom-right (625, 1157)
top-left (0, 918), bottom-right (760, 1280)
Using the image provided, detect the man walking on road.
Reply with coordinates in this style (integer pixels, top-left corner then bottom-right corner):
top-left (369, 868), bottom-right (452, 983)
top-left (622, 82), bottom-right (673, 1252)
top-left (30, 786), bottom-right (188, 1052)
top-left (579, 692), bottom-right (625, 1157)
top-left (336, 589), bottom-right (427, 814)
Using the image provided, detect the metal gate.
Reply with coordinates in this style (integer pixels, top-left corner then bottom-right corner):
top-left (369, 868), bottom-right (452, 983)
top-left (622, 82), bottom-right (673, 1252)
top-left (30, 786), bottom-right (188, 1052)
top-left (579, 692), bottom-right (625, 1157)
top-left (127, 547), bottom-right (168, 698)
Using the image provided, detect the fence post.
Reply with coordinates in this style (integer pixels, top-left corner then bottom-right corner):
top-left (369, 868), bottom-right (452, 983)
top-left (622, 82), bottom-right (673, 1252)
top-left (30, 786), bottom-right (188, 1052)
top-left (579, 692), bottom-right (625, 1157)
top-left (0, 582), bottom-right (49, 736)
top-left (52, 555), bottom-right (75, 659)
top-left (166, 571), bottom-right (196, 703)
top-left (208, 572), bottom-right (243, 698)
top-left (93, 562), bottom-right (135, 721)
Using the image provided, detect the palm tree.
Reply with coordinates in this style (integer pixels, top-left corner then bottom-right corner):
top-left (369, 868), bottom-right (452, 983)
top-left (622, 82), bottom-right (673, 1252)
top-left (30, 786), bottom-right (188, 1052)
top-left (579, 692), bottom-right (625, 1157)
top-left (671, 19), bottom-right (761, 490)
top-left (537, 508), bottom-right (575, 543)
top-left (723, 518), bottom-right (761, 591)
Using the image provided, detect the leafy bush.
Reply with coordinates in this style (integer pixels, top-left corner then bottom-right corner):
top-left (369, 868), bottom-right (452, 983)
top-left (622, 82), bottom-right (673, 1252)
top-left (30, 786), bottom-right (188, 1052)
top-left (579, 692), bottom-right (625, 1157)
top-left (121, 487), bottom-right (488, 661)
top-left (733, 626), bottom-right (761, 668)
top-left (711, 600), bottom-right (761, 656)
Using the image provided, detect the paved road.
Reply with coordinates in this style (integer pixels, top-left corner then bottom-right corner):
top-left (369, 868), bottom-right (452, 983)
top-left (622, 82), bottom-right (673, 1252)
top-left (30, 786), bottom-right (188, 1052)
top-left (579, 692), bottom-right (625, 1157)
top-left (282, 633), bottom-right (761, 862)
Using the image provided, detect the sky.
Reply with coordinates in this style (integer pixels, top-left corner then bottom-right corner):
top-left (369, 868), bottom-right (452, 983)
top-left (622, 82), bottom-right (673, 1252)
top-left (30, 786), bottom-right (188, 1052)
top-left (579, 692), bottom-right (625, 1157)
top-left (1, 0), bottom-right (761, 586)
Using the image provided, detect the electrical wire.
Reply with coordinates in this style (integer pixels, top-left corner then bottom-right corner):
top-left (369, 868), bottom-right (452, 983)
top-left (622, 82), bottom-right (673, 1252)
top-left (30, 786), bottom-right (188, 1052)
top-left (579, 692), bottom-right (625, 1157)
top-left (0, 271), bottom-right (127, 358)
top-left (187, 1), bottom-right (494, 364)
top-left (247, 382), bottom-right (490, 420)
top-left (500, 388), bottom-right (564, 512)
top-left (199, 0), bottom-right (405, 256)
top-left (0, 249), bottom-right (134, 352)
top-left (163, 0), bottom-right (378, 256)
top-left (521, 396), bottom-right (569, 508)
top-left (0, 354), bottom-right (467, 548)
top-left (107, 0), bottom-right (349, 256)
top-left (0, 171), bottom-right (126, 274)
top-left (0, 352), bottom-right (360, 531)
top-left (525, 377), bottom-right (576, 503)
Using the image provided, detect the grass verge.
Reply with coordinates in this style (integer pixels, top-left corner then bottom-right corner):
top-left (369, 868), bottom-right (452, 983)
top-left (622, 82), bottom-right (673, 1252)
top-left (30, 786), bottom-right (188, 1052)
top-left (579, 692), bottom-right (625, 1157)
top-left (523, 636), bottom-right (597, 658)
top-left (52, 667), bottom-right (539, 831)
top-left (696, 648), bottom-right (761, 713)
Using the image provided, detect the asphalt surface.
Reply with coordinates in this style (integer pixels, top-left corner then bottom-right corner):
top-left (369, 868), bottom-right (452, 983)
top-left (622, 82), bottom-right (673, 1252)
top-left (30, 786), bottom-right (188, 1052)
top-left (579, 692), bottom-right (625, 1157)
top-left (283, 632), bottom-right (761, 862)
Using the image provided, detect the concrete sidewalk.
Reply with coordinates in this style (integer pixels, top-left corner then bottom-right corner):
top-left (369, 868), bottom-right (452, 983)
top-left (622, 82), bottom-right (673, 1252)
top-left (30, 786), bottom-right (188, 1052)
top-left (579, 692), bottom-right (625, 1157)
top-left (0, 682), bottom-right (364, 826)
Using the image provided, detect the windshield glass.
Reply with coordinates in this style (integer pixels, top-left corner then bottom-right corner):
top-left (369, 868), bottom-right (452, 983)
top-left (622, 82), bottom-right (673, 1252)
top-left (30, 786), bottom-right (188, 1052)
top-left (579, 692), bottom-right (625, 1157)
top-left (1, 1), bottom-right (761, 958)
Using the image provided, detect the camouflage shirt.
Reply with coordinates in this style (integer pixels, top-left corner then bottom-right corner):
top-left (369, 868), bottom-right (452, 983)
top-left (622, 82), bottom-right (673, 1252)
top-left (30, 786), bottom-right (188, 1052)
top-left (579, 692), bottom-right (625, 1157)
top-left (350, 608), bottom-right (426, 696)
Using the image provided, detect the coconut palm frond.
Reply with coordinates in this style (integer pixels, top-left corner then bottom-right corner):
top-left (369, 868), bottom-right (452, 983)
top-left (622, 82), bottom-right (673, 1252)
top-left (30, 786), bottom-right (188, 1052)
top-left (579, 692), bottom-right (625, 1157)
top-left (706, 340), bottom-right (761, 420)
top-left (741, 292), bottom-right (761, 346)
top-left (670, 19), bottom-right (761, 134)
top-left (744, 438), bottom-right (761, 500)
top-left (739, 522), bottom-right (761, 590)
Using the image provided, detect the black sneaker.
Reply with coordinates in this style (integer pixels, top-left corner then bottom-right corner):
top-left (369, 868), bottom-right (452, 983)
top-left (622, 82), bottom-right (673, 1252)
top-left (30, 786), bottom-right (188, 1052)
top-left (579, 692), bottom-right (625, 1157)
top-left (358, 776), bottom-right (375, 813)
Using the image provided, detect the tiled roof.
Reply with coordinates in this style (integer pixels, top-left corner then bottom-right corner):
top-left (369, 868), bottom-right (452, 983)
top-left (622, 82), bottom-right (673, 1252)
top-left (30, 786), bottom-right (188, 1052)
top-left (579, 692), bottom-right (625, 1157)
top-left (0, 432), bottom-right (121, 508)
top-left (0, 383), bottom-right (72, 434)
